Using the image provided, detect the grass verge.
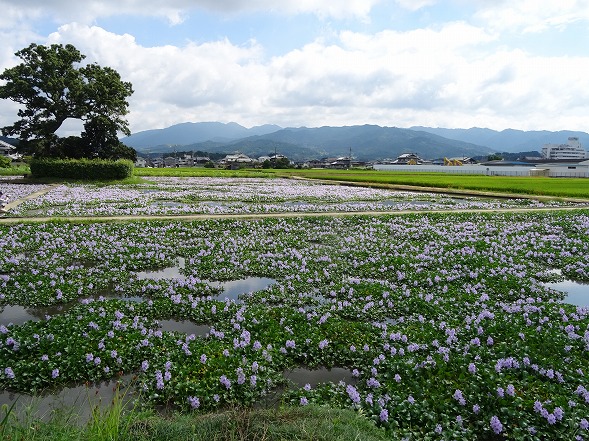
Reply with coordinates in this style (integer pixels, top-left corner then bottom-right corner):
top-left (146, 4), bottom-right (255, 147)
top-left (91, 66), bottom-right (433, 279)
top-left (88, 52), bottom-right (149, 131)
top-left (1, 400), bottom-right (387, 441)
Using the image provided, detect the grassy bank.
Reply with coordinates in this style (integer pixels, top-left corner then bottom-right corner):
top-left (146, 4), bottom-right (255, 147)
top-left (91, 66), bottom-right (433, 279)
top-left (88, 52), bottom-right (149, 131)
top-left (1, 402), bottom-right (388, 441)
top-left (271, 169), bottom-right (589, 199)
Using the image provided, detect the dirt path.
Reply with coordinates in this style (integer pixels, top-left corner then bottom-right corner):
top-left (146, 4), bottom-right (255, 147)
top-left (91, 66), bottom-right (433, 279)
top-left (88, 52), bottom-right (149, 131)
top-left (2, 183), bottom-right (60, 212)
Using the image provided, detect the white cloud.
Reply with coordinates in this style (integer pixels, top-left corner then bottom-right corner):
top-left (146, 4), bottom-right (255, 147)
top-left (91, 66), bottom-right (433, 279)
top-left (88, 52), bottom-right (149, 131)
top-left (474, 0), bottom-right (589, 33)
top-left (3, 15), bottom-right (589, 133)
top-left (394, 0), bottom-right (438, 12)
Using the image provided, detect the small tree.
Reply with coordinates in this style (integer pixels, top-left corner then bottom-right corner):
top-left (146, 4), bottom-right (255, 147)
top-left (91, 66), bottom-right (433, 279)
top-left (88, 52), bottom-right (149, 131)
top-left (0, 43), bottom-right (134, 160)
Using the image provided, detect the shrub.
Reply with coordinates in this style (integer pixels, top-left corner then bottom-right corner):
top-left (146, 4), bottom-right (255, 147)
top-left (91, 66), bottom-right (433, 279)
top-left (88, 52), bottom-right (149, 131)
top-left (29, 158), bottom-right (134, 180)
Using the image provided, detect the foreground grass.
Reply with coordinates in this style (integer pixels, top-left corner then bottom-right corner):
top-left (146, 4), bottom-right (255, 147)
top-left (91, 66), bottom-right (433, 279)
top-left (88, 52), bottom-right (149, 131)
top-left (1, 403), bottom-right (388, 441)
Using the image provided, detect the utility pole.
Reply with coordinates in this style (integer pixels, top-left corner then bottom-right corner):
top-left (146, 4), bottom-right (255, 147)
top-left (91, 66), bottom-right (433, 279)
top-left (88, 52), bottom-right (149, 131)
top-left (348, 146), bottom-right (352, 169)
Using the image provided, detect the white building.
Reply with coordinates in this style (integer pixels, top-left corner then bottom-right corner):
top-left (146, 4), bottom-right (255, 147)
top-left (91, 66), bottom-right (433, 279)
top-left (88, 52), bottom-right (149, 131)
top-left (134, 157), bottom-right (147, 167)
top-left (0, 140), bottom-right (15, 157)
top-left (541, 137), bottom-right (589, 160)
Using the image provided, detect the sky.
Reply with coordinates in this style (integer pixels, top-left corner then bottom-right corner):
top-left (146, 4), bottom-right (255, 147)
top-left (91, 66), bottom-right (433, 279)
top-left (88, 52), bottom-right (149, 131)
top-left (1, 0), bottom-right (589, 136)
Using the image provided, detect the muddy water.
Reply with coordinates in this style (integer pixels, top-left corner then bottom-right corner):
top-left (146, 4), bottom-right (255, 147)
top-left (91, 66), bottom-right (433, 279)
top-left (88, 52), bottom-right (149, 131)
top-left (158, 319), bottom-right (210, 335)
top-left (284, 367), bottom-right (357, 388)
top-left (0, 375), bottom-right (137, 423)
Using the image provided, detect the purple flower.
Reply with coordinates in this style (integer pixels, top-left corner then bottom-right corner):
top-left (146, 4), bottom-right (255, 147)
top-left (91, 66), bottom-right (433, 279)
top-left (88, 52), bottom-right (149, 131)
top-left (285, 340), bottom-right (296, 349)
top-left (468, 363), bottom-right (477, 374)
top-left (220, 375), bottom-right (231, 389)
top-left (435, 424), bottom-right (442, 434)
top-left (506, 384), bottom-right (515, 397)
top-left (4, 367), bottom-right (15, 379)
top-left (490, 416), bottom-right (503, 434)
top-left (533, 400), bottom-right (543, 413)
top-left (52, 368), bottom-right (59, 379)
top-left (200, 354), bottom-right (207, 364)
top-left (580, 418), bottom-right (588, 430)
top-left (472, 404), bottom-right (480, 414)
top-left (188, 396), bottom-right (200, 409)
top-left (86, 353), bottom-right (94, 362)
top-left (379, 408), bottom-right (389, 422)
top-left (141, 360), bottom-right (149, 371)
top-left (236, 368), bottom-right (246, 385)
top-left (553, 407), bottom-right (564, 421)
top-left (497, 387), bottom-right (505, 398)
top-left (346, 384), bottom-right (361, 404)
top-left (318, 339), bottom-right (329, 349)
top-left (300, 397), bottom-right (308, 406)
top-left (453, 389), bottom-right (466, 406)
top-left (155, 371), bottom-right (164, 390)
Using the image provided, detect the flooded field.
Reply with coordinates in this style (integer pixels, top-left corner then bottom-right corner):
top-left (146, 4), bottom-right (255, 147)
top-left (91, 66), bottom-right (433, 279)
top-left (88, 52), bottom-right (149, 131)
top-left (0, 179), bottom-right (588, 439)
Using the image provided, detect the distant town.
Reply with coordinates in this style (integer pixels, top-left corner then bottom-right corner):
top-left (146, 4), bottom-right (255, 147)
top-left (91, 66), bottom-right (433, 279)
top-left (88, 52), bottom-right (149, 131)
top-left (129, 136), bottom-right (589, 178)
top-left (2, 135), bottom-right (589, 178)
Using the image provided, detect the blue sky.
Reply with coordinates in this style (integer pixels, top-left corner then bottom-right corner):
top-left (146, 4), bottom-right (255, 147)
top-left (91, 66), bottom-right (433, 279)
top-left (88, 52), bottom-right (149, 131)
top-left (1, 0), bottom-right (589, 135)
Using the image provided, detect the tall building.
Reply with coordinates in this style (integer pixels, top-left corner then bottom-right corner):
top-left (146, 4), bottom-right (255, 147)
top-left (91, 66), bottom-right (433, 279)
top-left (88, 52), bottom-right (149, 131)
top-left (541, 137), bottom-right (589, 160)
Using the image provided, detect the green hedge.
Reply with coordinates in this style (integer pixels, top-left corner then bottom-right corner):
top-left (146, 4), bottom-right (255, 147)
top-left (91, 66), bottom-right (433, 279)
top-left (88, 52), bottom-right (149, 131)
top-left (29, 158), bottom-right (134, 180)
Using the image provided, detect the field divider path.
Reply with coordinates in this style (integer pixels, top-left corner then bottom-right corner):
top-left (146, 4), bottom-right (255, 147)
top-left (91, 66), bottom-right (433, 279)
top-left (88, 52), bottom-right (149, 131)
top-left (2, 183), bottom-right (60, 212)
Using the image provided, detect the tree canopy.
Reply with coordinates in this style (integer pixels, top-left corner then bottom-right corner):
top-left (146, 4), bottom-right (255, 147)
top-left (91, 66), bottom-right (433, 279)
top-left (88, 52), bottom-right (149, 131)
top-left (0, 43), bottom-right (136, 161)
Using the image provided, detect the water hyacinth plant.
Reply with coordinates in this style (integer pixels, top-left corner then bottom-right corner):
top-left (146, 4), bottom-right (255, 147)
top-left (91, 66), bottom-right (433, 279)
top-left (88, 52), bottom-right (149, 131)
top-left (2, 177), bottom-right (586, 217)
top-left (0, 203), bottom-right (588, 439)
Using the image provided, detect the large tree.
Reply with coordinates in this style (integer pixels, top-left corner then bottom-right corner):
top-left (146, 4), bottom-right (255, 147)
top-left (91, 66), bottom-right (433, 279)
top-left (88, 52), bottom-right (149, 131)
top-left (0, 43), bottom-right (135, 160)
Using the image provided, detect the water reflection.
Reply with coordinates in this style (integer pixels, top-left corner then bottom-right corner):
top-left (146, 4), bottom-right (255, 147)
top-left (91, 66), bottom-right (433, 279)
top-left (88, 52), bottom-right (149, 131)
top-left (0, 304), bottom-right (72, 327)
top-left (136, 257), bottom-right (186, 280)
top-left (545, 279), bottom-right (589, 307)
top-left (284, 367), bottom-right (356, 388)
top-left (210, 277), bottom-right (276, 302)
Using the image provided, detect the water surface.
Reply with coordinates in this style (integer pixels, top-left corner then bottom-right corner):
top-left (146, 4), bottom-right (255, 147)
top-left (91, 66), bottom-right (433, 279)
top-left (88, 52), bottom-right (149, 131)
top-left (284, 367), bottom-right (356, 388)
top-left (545, 279), bottom-right (589, 307)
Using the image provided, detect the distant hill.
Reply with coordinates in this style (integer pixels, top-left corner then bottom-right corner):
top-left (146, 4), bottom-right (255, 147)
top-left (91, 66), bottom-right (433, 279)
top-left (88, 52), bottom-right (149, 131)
top-left (411, 127), bottom-right (589, 153)
top-left (227, 125), bottom-right (495, 161)
top-left (122, 122), bottom-right (281, 150)
top-left (125, 123), bottom-right (495, 161)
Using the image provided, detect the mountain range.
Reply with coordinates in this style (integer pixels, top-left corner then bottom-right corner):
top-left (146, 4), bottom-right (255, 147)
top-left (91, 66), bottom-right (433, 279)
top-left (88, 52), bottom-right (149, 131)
top-left (119, 122), bottom-right (589, 162)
